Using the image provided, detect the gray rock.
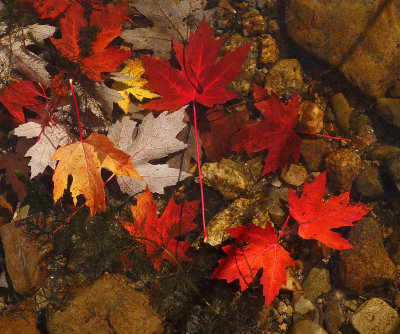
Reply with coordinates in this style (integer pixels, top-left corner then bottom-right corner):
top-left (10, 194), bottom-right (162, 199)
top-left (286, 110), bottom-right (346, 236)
top-left (324, 300), bottom-right (345, 334)
top-left (264, 59), bottom-right (303, 97)
top-left (376, 98), bottom-right (400, 128)
top-left (350, 298), bottom-right (400, 334)
top-left (388, 153), bottom-right (400, 192)
top-left (302, 268), bottom-right (331, 302)
top-left (285, 0), bottom-right (400, 98)
top-left (330, 93), bottom-right (352, 132)
top-left (355, 166), bottom-right (384, 199)
top-left (325, 148), bottom-right (362, 192)
top-left (46, 274), bottom-right (163, 334)
top-left (292, 319), bottom-right (328, 334)
top-left (294, 296), bottom-right (315, 316)
top-left (339, 218), bottom-right (397, 293)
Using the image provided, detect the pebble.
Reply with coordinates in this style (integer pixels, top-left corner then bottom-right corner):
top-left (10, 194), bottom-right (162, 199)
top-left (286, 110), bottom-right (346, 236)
top-left (298, 100), bottom-right (324, 134)
top-left (325, 148), bottom-right (362, 192)
top-left (264, 59), bottom-right (303, 97)
top-left (294, 296), bottom-right (315, 316)
top-left (292, 319), bottom-right (328, 334)
top-left (201, 159), bottom-right (250, 199)
top-left (339, 218), bottom-right (397, 293)
top-left (280, 163), bottom-right (308, 186)
top-left (387, 153), bottom-right (400, 192)
top-left (355, 165), bottom-right (384, 199)
top-left (324, 300), bottom-right (345, 334)
top-left (367, 144), bottom-right (400, 161)
top-left (376, 98), bottom-right (400, 128)
top-left (242, 9), bottom-right (266, 36)
top-left (46, 274), bottom-right (163, 334)
top-left (350, 298), bottom-right (400, 334)
top-left (259, 34), bottom-right (279, 65)
top-left (330, 93), bottom-right (352, 132)
top-left (302, 268), bottom-right (331, 302)
top-left (301, 139), bottom-right (328, 171)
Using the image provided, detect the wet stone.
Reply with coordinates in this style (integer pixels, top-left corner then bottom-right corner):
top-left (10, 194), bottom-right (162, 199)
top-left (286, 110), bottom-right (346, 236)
top-left (339, 218), bottom-right (397, 293)
top-left (325, 148), bottom-right (362, 193)
top-left (280, 163), bottom-right (308, 187)
top-left (298, 100), bottom-right (324, 134)
top-left (259, 34), bottom-right (279, 65)
top-left (242, 9), bottom-right (266, 36)
top-left (367, 144), bottom-right (400, 161)
top-left (301, 139), bottom-right (328, 171)
top-left (293, 296), bottom-right (315, 316)
top-left (355, 165), bottom-right (384, 199)
top-left (324, 300), bottom-right (345, 334)
top-left (292, 319), bottom-right (328, 334)
top-left (387, 153), bottom-right (400, 192)
top-left (201, 159), bottom-right (250, 200)
top-left (350, 298), bottom-right (400, 334)
top-left (0, 298), bottom-right (40, 334)
top-left (376, 98), bottom-right (400, 128)
top-left (330, 93), bottom-right (352, 132)
top-left (302, 268), bottom-right (331, 302)
top-left (264, 59), bottom-right (303, 97)
top-left (46, 274), bottom-right (163, 334)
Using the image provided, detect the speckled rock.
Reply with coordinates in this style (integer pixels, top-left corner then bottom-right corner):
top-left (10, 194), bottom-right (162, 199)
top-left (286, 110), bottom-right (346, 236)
top-left (298, 100), bottom-right (324, 133)
top-left (259, 34), bottom-right (279, 64)
top-left (280, 164), bottom-right (308, 186)
top-left (301, 139), bottom-right (328, 171)
top-left (388, 153), bottom-right (400, 192)
top-left (285, 0), bottom-right (400, 98)
top-left (302, 268), bottom-right (331, 302)
top-left (46, 274), bottom-right (163, 334)
top-left (0, 298), bottom-right (40, 334)
top-left (242, 9), bottom-right (266, 36)
top-left (350, 298), bottom-right (400, 334)
top-left (355, 166), bottom-right (384, 199)
top-left (201, 159), bottom-right (250, 199)
top-left (324, 300), bottom-right (345, 334)
top-left (264, 59), bottom-right (303, 97)
top-left (330, 93), bottom-right (352, 132)
top-left (339, 218), bottom-right (397, 293)
top-left (0, 215), bottom-right (53, 295)
top-left (325, 148), bottom-right (362, 192)
top-left (292, 319), bottom-right (328, 334)
top-left (376, 98), bottom-right (400, 128)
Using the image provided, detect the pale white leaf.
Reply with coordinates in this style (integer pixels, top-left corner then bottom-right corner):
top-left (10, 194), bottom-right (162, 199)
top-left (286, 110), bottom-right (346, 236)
top-left (107, 116), bottom-right (137, 151)
top-left (94, 83), bottom-right (122, 116)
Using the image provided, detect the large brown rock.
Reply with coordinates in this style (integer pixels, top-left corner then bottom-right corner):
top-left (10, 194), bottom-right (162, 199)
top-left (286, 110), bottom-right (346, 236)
top-left (339, 218), bottom-right (397, 293)
top-left (285, 0), bottom-right (400, 98)
top-left (46, 274), bottom-right (163, 334)
top-left (0, 298), bottom-right (40, 334)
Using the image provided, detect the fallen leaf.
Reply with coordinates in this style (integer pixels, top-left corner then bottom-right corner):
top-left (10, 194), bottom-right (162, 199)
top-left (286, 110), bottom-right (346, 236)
top-left (52, 133), bottom-right (141, 216)
top-left (121, 0), bottom-right (216, 60)
top-left (141, 19), bottom-right (252, 111)
top-left (210, 223), bottom-right (295, 306)
top-left (19, 0), bottom-right (69, 19)
top-left (14, 120), bottom-right (74, 178)
top-left (108, 106), bottom-right (190, 195)
top-left (232, 84), bottom-right (302, 175)
top-left (112, 59), bottom-right (159, 114)
top-left (122, 188), bottom-right (200, 270)
top-left (288, 172), bottom-right (372, 250)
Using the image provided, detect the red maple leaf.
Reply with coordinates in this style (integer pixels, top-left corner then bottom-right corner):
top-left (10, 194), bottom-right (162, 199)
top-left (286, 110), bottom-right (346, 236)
top-left (0, 81), bottom-right (45, 122)
top-left (200, 108), bottom-right (249, 162)
top-left (122, 189), bottom-right (200, 270)
top-left (19, 0), bottom-right (69, 19)
top-left (141, 19), bottom-right (251, 111)
top-left (210, 223), bottom-right (295, 306)
top-left (50, 1), bottom-right (131, 82)
top-left (288, 172), bottom-right (371, 250)
top-left (232, 84), bottom-right (302, 175)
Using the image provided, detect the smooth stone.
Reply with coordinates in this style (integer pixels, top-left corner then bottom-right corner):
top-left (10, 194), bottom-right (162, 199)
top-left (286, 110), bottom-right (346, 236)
top-left (280, 164), bottom-right (308, 187)
top-left (355, 165), bottom-right (384, 199)
top-left (298, 100), bottom-right (324, 134)
top-left (302, 268), bottom-right (331, 302)
top-left (301, 139), bottom-right (328, 171)
top-left (324, 300), bottom-right (345, 334)
top-left (376, 98), bottom-right (400, 128)
top-left (330, 93), bottom-right (352, 132)
top-left (387, 153), bottom-right (400, 192)
top-left (367, 144), bottom-right (400, 161)
top-left (293, 296), bottom-right (315, 316)
top-left (292, 319), bottom-right (328, 334)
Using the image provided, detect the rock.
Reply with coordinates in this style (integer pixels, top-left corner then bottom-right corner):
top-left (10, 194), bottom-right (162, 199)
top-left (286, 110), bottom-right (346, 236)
top-left (259, 34), bottom-right (279, 65)
top-left (0, 298), bottom-right (40, 334)
top-left (0, 214), bottom-right (53, 295)
top-left (355, 166), bottom-right (384, 199)
top-left (242, 9), bottom-right (266, 36)
top-left (367, 145), bottom-right (400, 161)
top-left (351, 133), bottom-right (377, 152)
top-left (301, 139), bottom-right (328, 171)
top-left (46, 274), bottom-right (163, 334)
top-left (292, 319), bottom-right (328, 334)
top-left (339, 218), bottom-right (397, 293)
top-left (387, 153), bottom-right (400, 192)
top-left (298, 100), bottom-right (324, 133)
top-left (264, 59), bottom-right (303, 97)
top-left (285, 0), bottom-right (400, 98)
top-left (324, 300), bottom-right (345, 334)
top-left (201, 159), bottom-right (250, 199)
top-left (325, 148), bottom-right (362, 192)
top-left (302, 268), bottom-right (331, 302)
top-left (350, 298), bottom-right (400, 334)
top-left (330, 93), bottom-right (352, 132)
top-left (280, 164), bottom-right (308, 186)
top-left (390, 80), bottom-right (400, 98)
top-left (376, 98), bottom-right (400, 128)
top-left (293, 296), bottom-right (315, 316)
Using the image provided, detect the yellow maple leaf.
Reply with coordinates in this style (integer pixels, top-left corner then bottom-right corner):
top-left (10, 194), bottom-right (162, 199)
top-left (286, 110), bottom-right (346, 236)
top-left (113, 59), bottom-right (159, 114)
top-left (52, 132), bottom-right (141, 216)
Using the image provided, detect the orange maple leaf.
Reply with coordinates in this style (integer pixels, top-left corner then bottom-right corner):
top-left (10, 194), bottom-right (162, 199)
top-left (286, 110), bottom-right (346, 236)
top-left (52, 132), bottom-right (141, 216)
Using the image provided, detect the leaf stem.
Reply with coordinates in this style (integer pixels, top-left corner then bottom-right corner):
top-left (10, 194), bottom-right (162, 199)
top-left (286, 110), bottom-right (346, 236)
top-left (295, 130), bottom-right (351, 142)
top-left (69, 79), bottom-right (83, 142)
top-left (192, 100), bottom-right (207, 241)
top-left (277, 213), bottom-right (291, 241)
